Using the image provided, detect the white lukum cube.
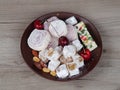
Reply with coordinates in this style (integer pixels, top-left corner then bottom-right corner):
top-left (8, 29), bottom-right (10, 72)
top-left (63, 45), bottom-right (77, 59)
top-left (56, 64), bottom-right (69, 78)
top-left (74, 59), bottom-right (84, 68)
top-left (48, 60), bottom-right (60, 71)
top-left (65, 16), bottom-right (78, 25)
top-left (46, 47), bottom-right (61, 61)
top-left (72, 54), bottom-right (84, 68)
top-left (66, 62), bottom-right (80, 77)
top-left (39, 49), bottom-right (47, 62)
top-left (69, 68), bottom-right (79, 77)
top-left (72, 39), bottom-right (83, 51)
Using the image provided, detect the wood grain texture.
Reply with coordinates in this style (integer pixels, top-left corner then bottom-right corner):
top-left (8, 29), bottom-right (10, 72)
top-left (0, 0), bottom-right (120, 90)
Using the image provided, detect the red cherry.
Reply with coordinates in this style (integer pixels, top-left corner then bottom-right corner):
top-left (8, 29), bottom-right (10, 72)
top-left (79, 49), bottom-right (91, 61)
top-left (34, 20), bottom-right (43, 29)
top-left (58, 36), bottom-right (69, 47)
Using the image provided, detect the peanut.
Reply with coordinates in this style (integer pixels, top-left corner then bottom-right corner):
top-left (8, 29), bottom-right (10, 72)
top-left (50, 71), bottom-right (56, 76)
top-left (33, 56), bottom-right (40, 62)
top-left (42, 68), bottom-right (50, 73)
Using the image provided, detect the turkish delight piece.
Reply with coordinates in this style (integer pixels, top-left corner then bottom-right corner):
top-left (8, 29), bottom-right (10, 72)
top-left (66, 24), bottom-right (78, 41)
top-left (66, 62), bottom-right (79, 77)
top-left (49, 19), bottom-right (68, 38)
top-left (39, 49), bottom-right (47, 62)
top-left (75, 21), bottom-right (97, 51)
top-left (56, 64), bottom-right (69, 78)
top-left (72, 54), bottom-right (84, 68)
top-left (47, 36), bottom-right (58, 49)
top-left (63, 45), bottom-right (77, 58)
top-left (46, 48), bottom-right (61, 61)
top-left (65, 16), bottom-right (78, 25)
top-left (48, 60), bottom-right (60, 71)
top-left (72, 39), bottom-right (83, 51)
top-left (27, 29), bottom-right (51, 51)
top-left (44, 16), bottom-right (59, 30)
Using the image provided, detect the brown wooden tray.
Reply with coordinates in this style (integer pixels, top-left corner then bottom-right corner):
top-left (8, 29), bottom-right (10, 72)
top-left (20, 12), bottom-right (102, 81)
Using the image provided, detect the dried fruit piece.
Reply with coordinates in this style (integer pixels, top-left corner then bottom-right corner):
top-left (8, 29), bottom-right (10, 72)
top-left (33, 56), bottom-right (40, 62)
top-left (34, 62), bottom-right (42, 70)
top-left (40, 61), bottom-right (47, 68)
top-left (50, 71), bottom-right (56, 76)
top-left (42, 68), bottom-right (50, 73)
top-left (32, 50), bottom-right (38, 57)
top-left (43, 63), bottom-right (47, 68)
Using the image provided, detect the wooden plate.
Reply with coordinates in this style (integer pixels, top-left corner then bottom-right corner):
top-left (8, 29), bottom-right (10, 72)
top-left (21, 12), bottom-right (102, 81)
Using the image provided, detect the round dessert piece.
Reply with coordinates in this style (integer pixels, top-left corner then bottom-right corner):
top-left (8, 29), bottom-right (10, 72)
top-left (49, 19), bottom-right (68, 38)
top-left (27, 29), bottom-right (51, 51)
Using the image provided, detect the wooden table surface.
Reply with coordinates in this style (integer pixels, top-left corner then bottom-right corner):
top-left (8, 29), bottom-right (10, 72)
top-left (0, 0), bottom-right (120, 90)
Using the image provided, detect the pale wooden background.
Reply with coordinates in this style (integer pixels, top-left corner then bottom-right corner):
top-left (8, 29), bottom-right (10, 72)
top-left (0, 0), bottom-right (120, 90)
